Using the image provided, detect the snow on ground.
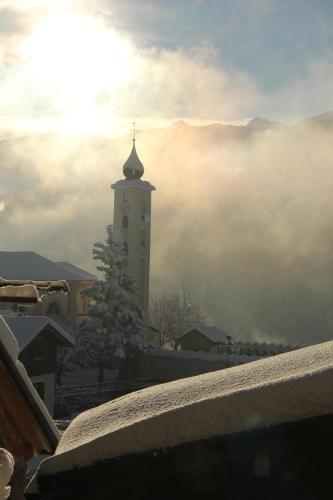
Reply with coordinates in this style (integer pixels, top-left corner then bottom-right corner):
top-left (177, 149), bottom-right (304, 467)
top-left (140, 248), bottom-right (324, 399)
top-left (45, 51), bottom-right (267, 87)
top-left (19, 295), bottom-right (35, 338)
top-left (61, 368), bottom-right (118, 386)
top-left (28, 340), bottom-right (333, 488)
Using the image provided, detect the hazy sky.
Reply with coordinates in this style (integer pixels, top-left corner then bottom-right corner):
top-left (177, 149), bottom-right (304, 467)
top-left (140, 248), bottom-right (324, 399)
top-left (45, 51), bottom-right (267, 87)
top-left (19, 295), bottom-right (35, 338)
top-left (1, 1), bottom-right (333, 344)
top-left (0, 0), bottom-right (333, 134)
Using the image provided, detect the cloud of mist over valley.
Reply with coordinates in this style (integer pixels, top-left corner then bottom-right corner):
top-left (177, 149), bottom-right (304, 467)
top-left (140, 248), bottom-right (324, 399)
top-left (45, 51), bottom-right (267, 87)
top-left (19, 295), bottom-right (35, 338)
top-left (1, 1), bottom-right (333, 346)
top-left (1, 115), bottom-right (333, 346)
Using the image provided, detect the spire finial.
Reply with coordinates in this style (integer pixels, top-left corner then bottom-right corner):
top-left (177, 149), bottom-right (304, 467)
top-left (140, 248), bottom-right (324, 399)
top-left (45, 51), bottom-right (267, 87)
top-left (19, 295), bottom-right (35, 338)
top-left (122, 122), bottom-right (144, 179)
top-left (132, 121), bottom-right (136, 144)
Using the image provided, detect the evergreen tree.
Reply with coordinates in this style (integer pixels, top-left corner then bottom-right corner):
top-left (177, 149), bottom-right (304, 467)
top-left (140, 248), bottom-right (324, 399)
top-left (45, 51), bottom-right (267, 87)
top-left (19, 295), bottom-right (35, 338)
top-left (56, 317), bottom-right (93, 386)
top-left (79, 225), bottom-right (146, 383)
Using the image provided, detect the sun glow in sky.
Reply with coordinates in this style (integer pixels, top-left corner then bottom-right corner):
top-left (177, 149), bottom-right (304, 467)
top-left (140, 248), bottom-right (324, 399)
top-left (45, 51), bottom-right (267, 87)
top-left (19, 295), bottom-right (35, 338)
top-left (1, 0), bottom-right (333, 136)
top-left (18, 12), bottom-right (140, 134)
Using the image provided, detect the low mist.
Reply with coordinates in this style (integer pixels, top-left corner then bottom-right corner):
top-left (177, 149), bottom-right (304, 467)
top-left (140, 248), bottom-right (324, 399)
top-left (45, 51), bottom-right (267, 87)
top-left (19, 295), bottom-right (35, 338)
top-left (1, 114), bottom-right (333, 345)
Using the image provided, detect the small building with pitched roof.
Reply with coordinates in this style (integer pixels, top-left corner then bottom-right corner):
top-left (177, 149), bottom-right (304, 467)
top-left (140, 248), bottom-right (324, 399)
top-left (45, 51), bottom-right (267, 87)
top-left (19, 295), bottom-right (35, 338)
top-left (2, 313), bottom-right (74, 415)
top-left (175, 325), bottom-right (233, 353)
top-left (175, 325), bottom-right (299, 358)
top-left (0, 251), bottom-right (96, 320)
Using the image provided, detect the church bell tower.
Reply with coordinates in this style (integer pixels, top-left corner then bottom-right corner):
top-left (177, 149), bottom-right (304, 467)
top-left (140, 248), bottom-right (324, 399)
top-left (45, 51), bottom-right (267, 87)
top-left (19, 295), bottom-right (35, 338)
top-left (111, 127), bottom-right (155, 322)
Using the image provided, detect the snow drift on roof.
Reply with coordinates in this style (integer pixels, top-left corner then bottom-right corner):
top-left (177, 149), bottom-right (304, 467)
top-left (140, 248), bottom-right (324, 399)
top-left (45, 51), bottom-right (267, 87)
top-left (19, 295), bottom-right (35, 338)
top-left (3, 315), bottom-right (74, 352)
top-left (29, 340), bottom-right (333, 482)
top-left (0, 315), bottom-right (19, 362)
top-left (0, 285), bottom-right (39, 303)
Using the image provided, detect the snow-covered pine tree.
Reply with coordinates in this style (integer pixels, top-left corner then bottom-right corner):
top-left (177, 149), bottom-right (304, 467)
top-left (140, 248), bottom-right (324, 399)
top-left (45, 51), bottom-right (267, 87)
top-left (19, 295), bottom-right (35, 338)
top-left (80, 224), bottom-right (146, 383)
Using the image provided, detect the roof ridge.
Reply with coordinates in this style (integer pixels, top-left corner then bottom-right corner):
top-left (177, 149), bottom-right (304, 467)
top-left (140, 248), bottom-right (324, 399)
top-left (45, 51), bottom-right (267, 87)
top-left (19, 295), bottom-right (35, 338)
top-left (0, 252), bottom-right (91, 281)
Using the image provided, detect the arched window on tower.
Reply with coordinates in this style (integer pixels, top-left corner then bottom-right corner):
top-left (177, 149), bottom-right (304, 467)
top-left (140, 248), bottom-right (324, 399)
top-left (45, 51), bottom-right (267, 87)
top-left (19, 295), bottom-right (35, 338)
top-left (122, 215), bottom-right (128, 230)
top-left (123, 240), bottom-right (128, 255)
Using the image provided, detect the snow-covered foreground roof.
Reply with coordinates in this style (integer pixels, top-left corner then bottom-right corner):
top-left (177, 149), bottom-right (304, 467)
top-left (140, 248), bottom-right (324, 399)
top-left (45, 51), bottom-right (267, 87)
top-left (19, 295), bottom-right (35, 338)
top-left (28, 340), bottom-right (333, 489)
top-left (3, 315), bottom-right (74, 351)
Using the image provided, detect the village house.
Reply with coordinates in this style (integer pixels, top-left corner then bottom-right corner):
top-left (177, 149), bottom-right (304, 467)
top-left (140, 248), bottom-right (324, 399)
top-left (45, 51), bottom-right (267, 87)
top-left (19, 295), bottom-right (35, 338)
top-left (176, 324), bottom-right (300, 357)
top-left (175, 325), bottom-right (232, 353)
top-left (0, 251), bottom-right (96, 321)
top-left (2, 313), bottom-right (74, 415)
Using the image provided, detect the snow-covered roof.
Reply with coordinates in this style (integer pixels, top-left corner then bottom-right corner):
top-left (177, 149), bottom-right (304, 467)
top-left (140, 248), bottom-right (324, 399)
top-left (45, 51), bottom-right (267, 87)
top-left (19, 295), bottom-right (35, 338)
top-left (0, 251), bottom-right (93, 282)
top-left (2, 315), bottom-right (74, 351)
top-left (28, 340), bottom-right (333, 485)
top-left (56, 262), bottom-right (96, 281)
top-left (0, 284), bottom-right (39, 303)
top-left (0, 316), bottom-right (59, 449)
top-left (178, 324), bottom-right (231, 343)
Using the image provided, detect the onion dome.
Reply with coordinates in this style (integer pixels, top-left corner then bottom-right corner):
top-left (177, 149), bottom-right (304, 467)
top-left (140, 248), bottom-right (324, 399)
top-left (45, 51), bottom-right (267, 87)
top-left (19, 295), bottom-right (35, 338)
top-left (123, 140), bottom-right (144, 180)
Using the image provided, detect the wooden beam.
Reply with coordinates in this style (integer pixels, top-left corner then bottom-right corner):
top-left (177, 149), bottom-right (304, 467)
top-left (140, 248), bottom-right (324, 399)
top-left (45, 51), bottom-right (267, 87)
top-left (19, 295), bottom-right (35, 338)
top-left (0, 359), bottom-right (53, 459)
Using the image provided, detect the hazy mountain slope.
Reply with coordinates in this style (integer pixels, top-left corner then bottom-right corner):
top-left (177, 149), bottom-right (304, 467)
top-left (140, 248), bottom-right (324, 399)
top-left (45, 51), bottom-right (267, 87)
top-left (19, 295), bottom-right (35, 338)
top-left (297, 110), bottom-right (333, 130)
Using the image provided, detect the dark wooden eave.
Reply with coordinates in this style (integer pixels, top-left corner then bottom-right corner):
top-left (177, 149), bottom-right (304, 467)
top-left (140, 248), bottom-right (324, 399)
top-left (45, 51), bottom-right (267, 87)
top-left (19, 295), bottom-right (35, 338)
top-left (0, 336), bottom-right (59, 455)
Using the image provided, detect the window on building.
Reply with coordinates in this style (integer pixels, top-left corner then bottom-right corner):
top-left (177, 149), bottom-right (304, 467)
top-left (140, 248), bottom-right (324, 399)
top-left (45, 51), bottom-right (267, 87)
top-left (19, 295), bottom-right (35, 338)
top-left (33, 382), bottom-right (45, 400)
top-left (122, 215), bottom-right (129, 230)
top-left (123, 191), bottom-right (128, 201)
top-left (123, 240), bottom-right (128, 255)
